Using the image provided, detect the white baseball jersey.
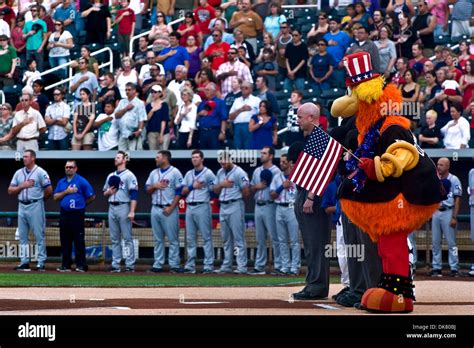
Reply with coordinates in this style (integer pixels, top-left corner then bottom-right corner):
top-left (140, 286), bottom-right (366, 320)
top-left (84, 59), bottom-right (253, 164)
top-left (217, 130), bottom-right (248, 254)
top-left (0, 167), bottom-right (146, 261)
top-left (216, 165), bottom-right (249, 201)
top-left (270, 172), bottom-right (297, 204)
top-left (10, 165), bottom-right (52, 201)
top-left (183, 167), bottom-right (216, 203)
top-left (146, 166), bottom-right (183, 205)
top-left (103, 169), bottom-right (139, 203)
top-left (251, 164), bottom-right (281, 202)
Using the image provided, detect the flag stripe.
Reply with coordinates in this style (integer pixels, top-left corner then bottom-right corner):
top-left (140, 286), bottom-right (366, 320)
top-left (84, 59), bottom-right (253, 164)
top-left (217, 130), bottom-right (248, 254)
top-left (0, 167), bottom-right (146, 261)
top-left (315, 144), bottom-right (343, 196)
top-left (306, 139), bottom-right (337, 191)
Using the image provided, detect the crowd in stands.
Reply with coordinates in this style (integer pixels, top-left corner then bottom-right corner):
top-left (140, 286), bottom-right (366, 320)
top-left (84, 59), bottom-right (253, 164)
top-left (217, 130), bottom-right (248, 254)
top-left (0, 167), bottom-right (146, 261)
top-left (0, 0), bottom-right (473, 151)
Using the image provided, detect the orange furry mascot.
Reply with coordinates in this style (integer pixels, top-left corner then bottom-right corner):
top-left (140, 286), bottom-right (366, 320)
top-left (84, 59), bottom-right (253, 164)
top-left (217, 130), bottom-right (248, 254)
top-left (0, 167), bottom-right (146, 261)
top-left (331, 52), bottom-right (444, 313)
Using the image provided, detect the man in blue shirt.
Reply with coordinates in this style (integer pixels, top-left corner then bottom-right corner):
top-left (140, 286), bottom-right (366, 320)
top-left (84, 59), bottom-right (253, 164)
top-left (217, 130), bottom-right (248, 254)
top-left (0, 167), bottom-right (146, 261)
top-left (52, 0), bottom-right (77, 37)
top-left (157, 32), bottom-right (190, 75)
top-left (54, 160), bottom-right (96, 272)
top-left (324, 17), bottom-right (350, 88)
top-left (197, 82), bottom-right (228, 149)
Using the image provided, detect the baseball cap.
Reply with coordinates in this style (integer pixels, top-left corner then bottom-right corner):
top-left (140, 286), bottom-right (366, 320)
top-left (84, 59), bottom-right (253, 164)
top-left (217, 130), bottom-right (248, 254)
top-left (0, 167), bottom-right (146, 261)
top-left (328, 15), bottom-right (340, 24)
top-left (151, 85), bottom-right (162, 93)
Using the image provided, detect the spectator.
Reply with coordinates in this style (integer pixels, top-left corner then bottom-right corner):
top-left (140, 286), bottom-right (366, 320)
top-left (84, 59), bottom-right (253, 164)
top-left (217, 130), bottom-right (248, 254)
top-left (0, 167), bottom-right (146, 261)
top-left (461, 60), bottom-right (474, 110)
top-left (451, 0), bottom-right (472, 40)
top-left (11, 93), bottom-right (46, 152)
top-left (38, 4), bottom-right (54, 33)
top-left (44, 87), bottom-right (71, 150)
top-left (275, 21), bottom-right (291, 83)
top-left (392, 12), bottom-right (416, 60)
top-left (196, 82), bottom-right (227, 149)
top-left (72, 88), bottom-right (95, 150)
top-left (97, 72), bottom-right (122, 111)
top-left (445, 53), bottom-right (463, 82)
top-left (249, 100), bottom-right (277, 149)
top-left (309, 38), bottom-right (334, 95)
top-left (204, 18), bottom-right (233, 49)
top-left (441, 72), bottom-right (460, 113)
top-left (419, 70), bottom-right (437, 114)
top-left (216, 47), bottom-right (252, 98)
top-left (253, 47), bottom-right (277, 91)
top-left (132, 36), bottom-right (149, 73)
top-left (375, 26), bottom-right (396, 80)
top-left (221, 0), bottom-right (237, 23)
top-left (457, 41), bottom-right (474, 73)
top-left (285, 90), bottom-right (304, 146)
top-left (307, 11), bottom-right (329, 45)
top-left (418, 109), bottom-right (441, 148)
top-left (390, 57), bottom-right (408, 87)
top-left (154, 74), bottom-right (178, 132)
top-left (369, 9), bottom-right (385, 41)
top-left (0, 9), bottom-right (10, 38)
top-left (22, 58), bottom-right (40, 88)
top-left (52, 0), bottom-right (76, 37)
top-left (82, 0), bottom-right (111, 45)
top-left (386, 0), bottom-right (415, 16)
top-left (228, 81), bottom-right (260, 149)
top-left (11, 16), bottom-right (26, 62)
top-left (324, 16), bottom-right (350, 87)
top-left (399, 69), bottom-right (420, 125)
top-left (427, 68), bottom-right (461, 128)
top-left (116, 56), bottom-right (139, 98)
top-left (252, 0), bottom-right (268, 20)
top-left (71, 45), bottom-right (100, 78)
top-left (32, 79), bottom-right (49, 117)
top-left (255, 75), bottom-right (279, 119)
top-left (231, 28), bottom-right (256, 62)
top-left (185, 35), bottom-right (203, 79)
top-left (432, 45), bottom-right (445, 68)
top-left (427, 0), bottom-right (449, 42)
top-left (208, 6), bottom-right (228, 31)
top-left (168, 65), bottom-right (187, 105)
top-left (347, 26), bottom-right (381, 73)
top-left (183, 78), bottom-right (203, 106)
top-left (148, 10), bottom-right (172, 53)
top-left (113, 0), bottom-right (135, 57)
top-left (141, 63), bottom-right (161, 97)
top-left (138, 51), bottom-right (164, 86)
top-left (409, 43), bottom-right (429, 79)
top-left (94, 100), bottom-right (119, 151)
top-left (441, 104), bottom-right (470, 149)
top-left (411, 1), bottom-right (436, 55)
top-left (115, 82), bottom-right (146, 150)
top-left (284, 28), bottom-right (308, 92)
top-left (263, 2), bottom-right (286, 40)
top-left (0, 0), bottom-right (15, 31)
top-left (0, 103), bottom-right (15, 150)
top-left (341, 4), bottom-right (355, 31)
top-left (157, 32), bottom-right (190, 74)
top-left (47, 19), bottom-right (73, 79)
top-left (149, 0), bottom-right (172, 26)
top-left (70, 57), bottom-right (98, 108)
top-left (351, 2), bottom-right (373, 30)
top-left (205, 29), bottom-right (231, 71)
top-left (175, 87), bottom-right (198, 149)
top-left (194, 0), bottom-right (216, 37)
top-left (23, 5), bottom-right (47, 71)
top-left (255, 32), bottom-right (275, 64)
top-left (177, 11), bottom-right (203, 47)
top-left (146, 84), bottom-right (170, 150)
top-left (223, 77), bottom-right (241, 116)
top-left (229, 0), bottom-right (262, 53)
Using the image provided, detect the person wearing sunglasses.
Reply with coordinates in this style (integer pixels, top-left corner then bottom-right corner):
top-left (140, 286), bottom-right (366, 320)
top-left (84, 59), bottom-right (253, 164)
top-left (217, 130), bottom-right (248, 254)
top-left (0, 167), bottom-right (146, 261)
top-left (309, 39), bottom-right (334, 95)
top-left (22, 5), bottom-right (47, 71)
top-left (52, 0), bottom-right (77, 37)
top-left (284, 28), bottom-right (308, 92)
top-left (70, 57), bottom-right (99, 109)
top-left (44, 88), bottom-right (71, 150)
top-left (47, 20), bottom-right (73, 79)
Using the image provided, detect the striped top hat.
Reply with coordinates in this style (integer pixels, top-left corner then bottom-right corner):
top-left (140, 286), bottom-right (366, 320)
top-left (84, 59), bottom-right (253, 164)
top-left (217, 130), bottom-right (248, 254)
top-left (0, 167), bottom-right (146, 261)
top-left (343, 51), bottom-right (379, 87)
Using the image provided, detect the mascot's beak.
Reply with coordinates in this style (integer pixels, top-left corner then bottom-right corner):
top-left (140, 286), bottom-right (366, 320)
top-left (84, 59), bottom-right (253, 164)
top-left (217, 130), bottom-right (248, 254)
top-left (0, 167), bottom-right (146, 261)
top-left (331, 90), bottom-right (359, 118)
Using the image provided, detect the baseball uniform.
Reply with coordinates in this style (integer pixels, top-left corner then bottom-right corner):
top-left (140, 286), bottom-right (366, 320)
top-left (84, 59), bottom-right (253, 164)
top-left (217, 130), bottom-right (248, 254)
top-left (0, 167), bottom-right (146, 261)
top-left (103, 169), bottom-right (138, 270)
top-left (251, 164), bottom-right (282, 272)
top-left (432, 173), bottom-right (462, 272)
top-left (468, 168), bottom-right (474, 274)
top-left (10, 165), bottom-right (51, 267)
top-left (146, 166), bottom-right (183, 269)
top-left (183, 167), bottom-right (217, 272)
top-left (270, 171), bottom-right (300, 274)
top-left (216, 165), bottom-right (249, 273)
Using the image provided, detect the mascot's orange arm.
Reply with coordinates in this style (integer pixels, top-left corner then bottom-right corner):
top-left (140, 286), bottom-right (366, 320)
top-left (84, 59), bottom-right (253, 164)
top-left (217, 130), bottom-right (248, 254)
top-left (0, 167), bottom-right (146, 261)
top-left (374, 141), bottom-right (419, 182)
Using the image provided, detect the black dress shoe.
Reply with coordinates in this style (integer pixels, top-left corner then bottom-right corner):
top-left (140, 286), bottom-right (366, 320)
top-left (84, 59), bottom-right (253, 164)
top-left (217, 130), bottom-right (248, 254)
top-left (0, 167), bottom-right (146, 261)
top-left (336, 291), bottom-right (362, 307)
top-left (331, 286), bottom-right (350, 300)
top-left (292, 290), bottom-right (327, 300)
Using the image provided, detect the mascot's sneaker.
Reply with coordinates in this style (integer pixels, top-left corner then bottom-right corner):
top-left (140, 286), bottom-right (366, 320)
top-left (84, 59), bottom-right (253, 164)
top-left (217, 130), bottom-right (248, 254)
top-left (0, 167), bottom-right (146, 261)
top-left (360, 273), bottom-right (415, 313)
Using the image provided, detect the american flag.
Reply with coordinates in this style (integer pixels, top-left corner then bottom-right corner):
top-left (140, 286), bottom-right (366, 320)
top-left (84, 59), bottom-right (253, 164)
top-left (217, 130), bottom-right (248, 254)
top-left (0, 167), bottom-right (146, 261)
top-left (289, 126), bottom-right (343, 196)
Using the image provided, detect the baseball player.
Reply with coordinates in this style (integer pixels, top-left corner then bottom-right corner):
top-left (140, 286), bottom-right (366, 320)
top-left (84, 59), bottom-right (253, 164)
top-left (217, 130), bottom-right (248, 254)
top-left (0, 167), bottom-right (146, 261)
top-left (429, 157), bottom-right (462, 277)
top-left (145, 150), bottom-right (184, 273)
top-left (181, 150), bottom-right (217, 274)
top-left (269, 153), bottom-right (300, 276)
top-left (249, 146), bottom-right (282, 275)
top-left (103, 151), bottom-right (139, 272)
top-left (213, 151), bottom-right (250, 274)
top-left (468, 168), bottom-right (474, 277)
top-left (8, 150), bottom-right (52, 271)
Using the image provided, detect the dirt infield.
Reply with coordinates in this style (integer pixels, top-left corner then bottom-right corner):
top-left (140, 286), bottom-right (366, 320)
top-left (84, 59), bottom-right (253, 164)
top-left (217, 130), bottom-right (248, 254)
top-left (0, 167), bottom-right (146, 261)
top-left (0, 280), bottom-right (473, 315)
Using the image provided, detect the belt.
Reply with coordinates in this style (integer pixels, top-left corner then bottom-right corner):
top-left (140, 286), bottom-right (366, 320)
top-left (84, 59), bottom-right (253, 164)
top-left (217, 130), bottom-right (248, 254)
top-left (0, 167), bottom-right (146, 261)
top-left (221, 199), bottom-right (240, 205)
top-left (276, 202), bottom-right (292, 207)
top-left (256, 201), bottom-right (272, 206)
top-left (17, 137), bottom-right (38, 141)
top-left (153, 204), bottom-right (171, 208)
top-left (439, 206), bottom-right (452, 211)
top-left (109, 202), bottom-right (129, 206)
top-left (19, 199), bottom-right (40, 205)
top-left (187, 202), bottom-right (207, 206)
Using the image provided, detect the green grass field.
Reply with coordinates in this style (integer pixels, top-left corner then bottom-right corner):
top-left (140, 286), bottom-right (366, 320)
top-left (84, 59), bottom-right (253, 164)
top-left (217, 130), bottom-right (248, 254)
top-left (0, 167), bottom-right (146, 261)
top-left (0, 273), bottom-right (334, 287)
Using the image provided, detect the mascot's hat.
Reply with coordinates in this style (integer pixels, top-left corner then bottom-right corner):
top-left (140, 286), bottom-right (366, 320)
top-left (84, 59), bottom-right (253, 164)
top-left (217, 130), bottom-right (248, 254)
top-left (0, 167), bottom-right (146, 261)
top-left (343, 51), bottom-right (379, 87)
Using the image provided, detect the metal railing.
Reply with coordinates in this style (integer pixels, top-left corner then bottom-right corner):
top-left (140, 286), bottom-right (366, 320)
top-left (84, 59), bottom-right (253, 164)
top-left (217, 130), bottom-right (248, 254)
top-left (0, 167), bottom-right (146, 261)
top-left (40, 47), bottom-right (114, 92)
top-left (0, 91), bottom-right (4, 105)
top-left (129, 17), bottom-right (185, 57)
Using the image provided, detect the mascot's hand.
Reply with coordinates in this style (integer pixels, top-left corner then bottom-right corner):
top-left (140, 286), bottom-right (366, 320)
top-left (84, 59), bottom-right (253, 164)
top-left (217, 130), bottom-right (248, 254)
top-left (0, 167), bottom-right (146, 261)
top-left (358, 158), bottom-right (377, 181)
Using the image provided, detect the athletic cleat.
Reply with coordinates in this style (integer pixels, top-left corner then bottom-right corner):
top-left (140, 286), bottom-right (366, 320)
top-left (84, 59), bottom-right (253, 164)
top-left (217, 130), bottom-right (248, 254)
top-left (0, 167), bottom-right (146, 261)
top-left (36, 264), bottom-right (45, 272)
top-left (270, 269), bottom-right (287, 276)
top-left (125, 267), bottom-right (135, 272)
top-left (469, 270), bottom-right (474, 277)
top-left (213, 268), bottom-right (232, 274)
top-left (449, 270), bottom-right (460, 277)
top-left (148, 267), bottom-right (163, 273)
top-left (289, 270), bottom-right (300, 276)
top-left (428, 269), bottom-right (442, 277)
top-left (57, 266), bottom-right (72, 272)
top-left (107, 266), bottom-right (121, 273)
top-left (183, 268), bottom-right (196, 274)
top-left (170, 267), bottom-right (184, 274)
top-left (248, 268), bottom-right (265, 275)
top-left (233, 269), bottom-right (248, 275)
top-left (75, 267), bottom-right (87, 273)
top-left (202, 268), bottom-right (214, 274)
top-left (15, 263), bottom-right (31, 272)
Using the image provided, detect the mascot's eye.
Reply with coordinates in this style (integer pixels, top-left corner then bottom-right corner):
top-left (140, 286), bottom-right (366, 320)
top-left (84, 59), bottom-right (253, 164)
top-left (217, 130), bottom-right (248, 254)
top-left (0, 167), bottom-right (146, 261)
top-left (346, 87), bottom-right (352, 97)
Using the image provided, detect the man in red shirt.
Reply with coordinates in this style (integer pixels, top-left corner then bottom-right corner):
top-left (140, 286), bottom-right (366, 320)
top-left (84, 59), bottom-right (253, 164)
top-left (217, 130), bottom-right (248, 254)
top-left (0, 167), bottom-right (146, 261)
top-left (408, 43), bottom-right (429, 78)
top-left (205, 29), bottom-right (230, 71)
top-left (114, 0), bottom-right (136, 57)
top-left (194, 0), bottom-right (215, 36)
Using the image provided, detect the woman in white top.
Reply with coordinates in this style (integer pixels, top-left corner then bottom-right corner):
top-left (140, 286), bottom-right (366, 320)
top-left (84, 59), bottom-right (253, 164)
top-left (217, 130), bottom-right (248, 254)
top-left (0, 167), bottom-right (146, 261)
top-left (182, 79), bottom-right (202, 107)
top-left (47, 20), bottom-right (74, 79)
top-left (175, 87), bottom-right (197, 149)
top-left (116, 57), bottom-right (139, 98)
top-left (441, 104), bottom-right (470, 149)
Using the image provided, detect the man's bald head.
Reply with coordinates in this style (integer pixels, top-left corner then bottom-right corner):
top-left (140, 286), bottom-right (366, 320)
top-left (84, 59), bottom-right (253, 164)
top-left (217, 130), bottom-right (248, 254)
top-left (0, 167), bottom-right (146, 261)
top-left (297, 103), bottom-right (320, 133)
top-left (437, 157), bottom-right (450, 176)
